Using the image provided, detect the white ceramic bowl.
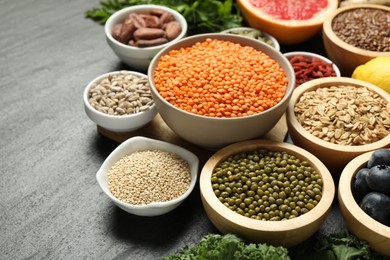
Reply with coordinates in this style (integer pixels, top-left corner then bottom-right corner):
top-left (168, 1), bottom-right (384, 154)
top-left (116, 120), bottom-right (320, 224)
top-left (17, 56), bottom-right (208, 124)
top-left (96, 136), bottom-right (199, 216)
top-left (83, 71), bottom-right (157, 132)
top-left (221, 27), bottom-right (280, 51)
top-left (339, 151), bottom-right (390, 256)
top-left (284, 51), bottom-right (341, 88)
top-left (104, 4), bottom-right (188, 72)
top-left (148, 33), bottom-right (295, 149)
top-left (200, 139), bottom-right (335, 247)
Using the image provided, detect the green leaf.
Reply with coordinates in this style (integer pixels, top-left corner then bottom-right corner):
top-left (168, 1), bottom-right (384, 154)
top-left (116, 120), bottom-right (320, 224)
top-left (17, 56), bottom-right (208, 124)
top-left (84, 0), bottom-right (244, 34)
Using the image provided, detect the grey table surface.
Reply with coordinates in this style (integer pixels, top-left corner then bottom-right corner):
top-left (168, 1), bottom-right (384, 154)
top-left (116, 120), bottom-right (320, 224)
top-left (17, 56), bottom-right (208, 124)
top-left (0, 1), bottom-right (346, 259)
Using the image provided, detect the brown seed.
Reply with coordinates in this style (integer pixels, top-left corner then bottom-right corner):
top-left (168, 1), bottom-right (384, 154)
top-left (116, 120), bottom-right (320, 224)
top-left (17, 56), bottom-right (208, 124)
top-left (133, 27), bottom-right (165, 40)
top-left (165, 21), bottom-right (182, 40)
top-left (129, 13), bottom-right (146, 29)
top-left (117, 18), bottom-right (136, 44)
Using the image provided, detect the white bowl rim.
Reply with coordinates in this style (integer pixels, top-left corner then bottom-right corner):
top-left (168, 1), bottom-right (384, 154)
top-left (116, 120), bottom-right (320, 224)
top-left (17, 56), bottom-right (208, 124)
top-left (287, 76), bottom-right (390, 152)
top-left (104, 4), bottom-right (188, 51)
top-left (339, 151), bottom-right (390, 234)
top-left (323, 4), bottom-right (390, 56)
top-left (96, 136), bottom-right (199, 210)
top-left (148, 33), bottom-right (295, 121)
top-left (200, 139), bottom-right (335, 232)
top-left (220, 27), bottom-right (280, 51)
top-left (283, 51), bottom-right (341, 77)
top-left (83, 70), bottom-right (156, 120)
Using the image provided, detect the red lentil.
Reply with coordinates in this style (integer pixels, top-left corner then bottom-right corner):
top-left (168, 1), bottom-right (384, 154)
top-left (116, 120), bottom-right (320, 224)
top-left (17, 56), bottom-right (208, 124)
top-left (153, 38), bottom-right (288, 118)
top-left (289, 55), bottom-right (337, 88)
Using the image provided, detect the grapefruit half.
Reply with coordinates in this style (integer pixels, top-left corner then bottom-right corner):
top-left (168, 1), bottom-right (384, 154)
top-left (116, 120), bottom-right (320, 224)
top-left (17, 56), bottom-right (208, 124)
top-left (237, 0), bottom-right (339, 45)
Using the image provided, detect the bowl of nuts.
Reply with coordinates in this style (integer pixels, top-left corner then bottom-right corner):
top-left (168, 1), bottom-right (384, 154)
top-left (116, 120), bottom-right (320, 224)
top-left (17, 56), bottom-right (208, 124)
top-left (83, 70), bottom-right (157, 132)
top-left (338, 149), bottom-right (390, 256)
top-left (148, 33), bottom-right (295, 149)
top-left (104, 4), bottom-right (188, 72)
top-left (96, 136), bottom-right (199, 216)
top-left (199, 139), bottom-right (335, 247)
top-left (286, 77), bottom-right (390, 171)
top-left (322, 4), bottom-right (390, 76)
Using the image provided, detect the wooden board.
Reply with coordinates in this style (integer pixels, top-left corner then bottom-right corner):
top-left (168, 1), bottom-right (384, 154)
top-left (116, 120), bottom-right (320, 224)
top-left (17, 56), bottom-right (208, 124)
top-left (97, 113), bottom-right (288, 163)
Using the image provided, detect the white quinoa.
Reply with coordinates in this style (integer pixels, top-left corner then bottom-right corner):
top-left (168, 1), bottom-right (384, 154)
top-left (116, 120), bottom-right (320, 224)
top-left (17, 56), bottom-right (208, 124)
top-left (108, 150), bottom-right (191, 205)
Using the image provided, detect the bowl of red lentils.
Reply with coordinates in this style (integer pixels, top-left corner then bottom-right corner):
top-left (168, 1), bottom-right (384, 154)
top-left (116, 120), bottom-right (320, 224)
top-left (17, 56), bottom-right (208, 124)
top-left (83, 70), bottom-right (157, 133)
top-left (322, 4), bottom-right (390, 76)
top-left (199, 139), bottom-right (335, 247)
top-left (96, 136), bottom-right (199, 216)
top-left (283, 51), bottom-right (340, 88)
top-left (148, 33), bottom-right (295, 149)
top-left (286, 77), bottom-right (390, 171)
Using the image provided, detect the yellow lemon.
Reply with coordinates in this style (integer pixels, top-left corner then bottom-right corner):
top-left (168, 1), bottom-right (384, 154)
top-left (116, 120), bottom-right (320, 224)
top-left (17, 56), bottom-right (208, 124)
top-left (352, 57), bottom-right (390, 93)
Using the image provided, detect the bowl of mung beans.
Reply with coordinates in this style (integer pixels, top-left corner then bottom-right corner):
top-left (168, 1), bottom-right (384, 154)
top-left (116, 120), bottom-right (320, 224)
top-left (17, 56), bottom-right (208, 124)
top-left (322, 4), bottom-right (390, 76)
top-left (199, 139), bottom-right (335, 247)
top-left (83, 70), bottom-right (157, 133)
top-left (148, 33), bottom-right (295, 149)
top-left (338, 150), bottom-right (390, 256)
top-left (96, 136), bottom-right (199, 216)
top-left (286, 77), bottom-right (390, 171)
top-left (221, 27), bottom-right (280, 51)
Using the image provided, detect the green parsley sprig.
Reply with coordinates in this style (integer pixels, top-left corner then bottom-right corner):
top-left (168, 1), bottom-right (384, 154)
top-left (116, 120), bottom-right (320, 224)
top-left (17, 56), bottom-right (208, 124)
top-left (85, 0), bottom-right (243, 35)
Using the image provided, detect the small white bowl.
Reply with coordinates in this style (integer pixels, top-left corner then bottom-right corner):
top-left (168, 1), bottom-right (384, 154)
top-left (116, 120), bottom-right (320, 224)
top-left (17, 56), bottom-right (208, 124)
top-left (284, 51), bottom-right (341, 88)
top-left (221, 27), bottom-right (280, 51)
top-left (104, 5), bottom-right (188, 72)
top-left (96, 136), bottom-right (199, 216)
top-left (83, 71), bottom-right (157, 133)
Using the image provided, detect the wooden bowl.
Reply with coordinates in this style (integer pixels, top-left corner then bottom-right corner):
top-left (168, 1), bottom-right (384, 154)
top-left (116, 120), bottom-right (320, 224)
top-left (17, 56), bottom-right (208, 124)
top-left (322, 4), bottom-right (390, 76)
top-left (199, 139), bottom-right (335, 247)
top-left (286, 77), bottom-right (390, 171)
top-left (339, 151), bottom-right (390, 256)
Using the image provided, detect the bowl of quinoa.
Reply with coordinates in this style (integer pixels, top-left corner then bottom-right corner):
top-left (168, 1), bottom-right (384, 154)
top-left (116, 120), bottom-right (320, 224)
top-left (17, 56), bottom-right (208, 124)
top-left (148, 33), bottom-right (295, 149)
top-left (96, 136), bottom-right (199, 216)
top-left (286, 77), bottom-right (390, 171)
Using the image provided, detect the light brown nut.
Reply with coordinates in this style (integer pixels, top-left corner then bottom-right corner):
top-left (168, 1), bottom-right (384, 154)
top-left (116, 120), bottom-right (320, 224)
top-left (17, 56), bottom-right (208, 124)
top-left (112, 23), bottom-right (123, 41)
top-left (159, 11), bottom-right (174, 25)
top-left (117, 18), bottom-right (136, 43)
top-left (133, 28), bottom-right (165, 40)
top-left (149, 9), bottom-right (165, 17)
top-left (139, 14), bottom-right (160, 28)
top-left (136, 38), bottom-right (168, 47)
top-left (129, 13), bottom-right (146, 28)
top-left (164, 21), bottom-right (182, 40)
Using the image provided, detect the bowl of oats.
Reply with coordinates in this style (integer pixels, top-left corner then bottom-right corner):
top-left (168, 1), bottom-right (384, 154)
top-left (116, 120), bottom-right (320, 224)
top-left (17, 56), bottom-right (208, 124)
top-left (96, 136), bottom-right (199, 216)
top-left (286, 77), bottom-right (390, 171)
top-left (83, 70), bottom-right (157, 132)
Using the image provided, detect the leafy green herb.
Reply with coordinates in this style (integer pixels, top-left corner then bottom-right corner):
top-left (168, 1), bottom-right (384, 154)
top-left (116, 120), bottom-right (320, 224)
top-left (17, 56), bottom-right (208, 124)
top-left (289, 230), bottom-right (390, 260)
top-left (85, 0), bottom-right (243, 35)
top-left (162, 233), bottom-right (290, 260)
